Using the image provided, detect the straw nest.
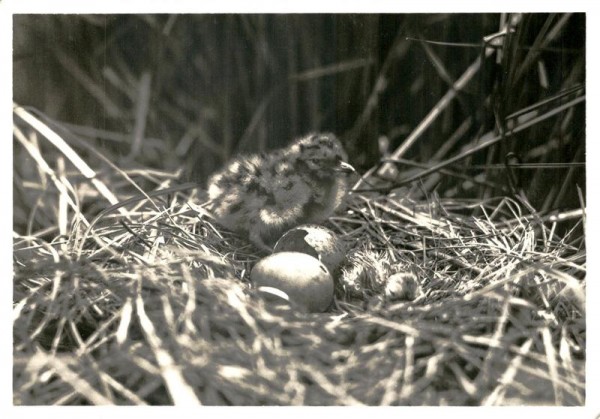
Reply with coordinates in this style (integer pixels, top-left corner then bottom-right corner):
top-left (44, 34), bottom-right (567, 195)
top-left (13, 124), bottom-right (585, 405)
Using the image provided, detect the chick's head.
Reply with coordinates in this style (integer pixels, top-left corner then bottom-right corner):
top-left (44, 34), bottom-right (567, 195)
top-left (288, 133), bottom-right (353, 178)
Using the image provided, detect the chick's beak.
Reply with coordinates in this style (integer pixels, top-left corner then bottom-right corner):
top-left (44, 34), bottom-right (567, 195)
top-left (335, 161), bottom-right (356, 173)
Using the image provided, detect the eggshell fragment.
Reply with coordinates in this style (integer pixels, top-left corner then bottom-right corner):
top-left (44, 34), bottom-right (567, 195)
top-left (250, 251), bottom-right (334, 312)
top-left (273, 225), bottom-right (346, 276)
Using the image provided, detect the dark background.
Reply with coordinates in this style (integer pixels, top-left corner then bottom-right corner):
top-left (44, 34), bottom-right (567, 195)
top-left (13, 14), bottom-right (585, 212)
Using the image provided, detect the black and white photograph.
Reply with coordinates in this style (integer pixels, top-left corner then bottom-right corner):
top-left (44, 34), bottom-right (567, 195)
top-left (7, 3), bottom-right (592, 411)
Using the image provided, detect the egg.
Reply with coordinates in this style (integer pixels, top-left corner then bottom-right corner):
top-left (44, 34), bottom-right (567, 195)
top-left (250, 251), bottom-right (334, 312)
top-left (273, 224), bottom-right (346, 276)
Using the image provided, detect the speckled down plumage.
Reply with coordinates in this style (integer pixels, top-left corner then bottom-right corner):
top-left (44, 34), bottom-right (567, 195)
top-left (206, 133), bottom-right (353, 251)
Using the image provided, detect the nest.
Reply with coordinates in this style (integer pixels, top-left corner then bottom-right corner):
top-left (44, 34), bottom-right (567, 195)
top-left (13, 160), bottom-right (585, 405)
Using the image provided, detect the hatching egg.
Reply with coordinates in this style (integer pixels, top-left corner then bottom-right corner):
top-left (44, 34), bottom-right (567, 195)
top-left (250, 251), bottom-right (334, 312)
top-left (273, 224), bottom-right (346, 276)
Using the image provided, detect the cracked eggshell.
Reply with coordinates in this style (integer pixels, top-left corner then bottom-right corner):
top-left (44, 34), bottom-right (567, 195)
top-left (273, 225), bottom-right (346, 276)
top-left (250, 251), bottom-right (334, 312)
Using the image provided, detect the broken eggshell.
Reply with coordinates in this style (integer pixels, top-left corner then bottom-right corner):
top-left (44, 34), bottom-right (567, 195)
top-left (250, 251), bottom-right (334, 313)
top-left (273, 224), bottom-right (346, 276)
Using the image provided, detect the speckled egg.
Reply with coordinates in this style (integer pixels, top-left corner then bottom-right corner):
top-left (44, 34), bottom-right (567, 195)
top-left (250, 251), bottom-right (334, 312)
top-left (273, 224), bottom-right (346, 276)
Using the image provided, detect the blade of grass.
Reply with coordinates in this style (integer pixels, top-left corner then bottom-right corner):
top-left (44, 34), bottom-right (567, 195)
top-left (379, 95), bottom-right (585, 189)
top-left (346, 23), bottom-right (408, 142)
top-left (14, 126), bottom-right (89, 228)
top-left (75, 182), bottom-right (197, 258)
top-left (482, 338), bottom-right (534, 405)
top-left (127, 71), bottom-right (152, 160)
top-left (290, 57), bottom-right (374, 81)
top-left (419, 37), bottom-right (459, 89)
top-left (377, 47), bottom-right (496, 179)
top-left (514, 14), bottom-right (572, 84)
top-left (43, 354), bottom-right (114, 405)
top-left (14, 105), bottom-right (123, 211)
top-left (541, 327), bottom-right (563, 405)
top-left (136, 293), bottom-right (202, 406)
top-left (53, 48), bottom-right (123, 119)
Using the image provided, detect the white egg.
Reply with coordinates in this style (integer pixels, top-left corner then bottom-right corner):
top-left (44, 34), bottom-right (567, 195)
top-left (250, 251), bottom-right (334, 312)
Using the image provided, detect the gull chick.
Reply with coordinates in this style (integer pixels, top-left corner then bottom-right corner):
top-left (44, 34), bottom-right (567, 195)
top-left (207, 133), bottom-right (354, 251)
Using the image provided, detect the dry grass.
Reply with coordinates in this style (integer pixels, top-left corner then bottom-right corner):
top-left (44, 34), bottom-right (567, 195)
top-left (13, 112), bottom-right (585, 405)
top-left (12, 13), bottom-right (585, 406)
